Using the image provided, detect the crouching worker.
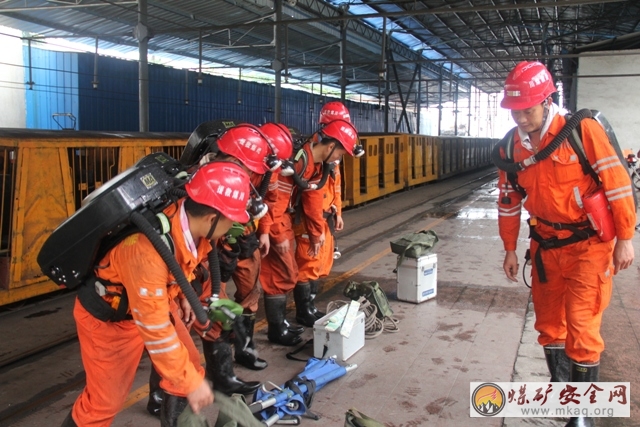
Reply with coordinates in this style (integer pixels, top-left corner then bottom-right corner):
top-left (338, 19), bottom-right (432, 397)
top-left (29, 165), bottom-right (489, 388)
top-left (62, 162), bottom-right (253, 427)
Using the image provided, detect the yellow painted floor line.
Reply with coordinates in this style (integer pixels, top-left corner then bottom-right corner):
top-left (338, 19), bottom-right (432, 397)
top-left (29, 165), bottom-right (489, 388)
top-left (122, 211), bottom-right (456, 409)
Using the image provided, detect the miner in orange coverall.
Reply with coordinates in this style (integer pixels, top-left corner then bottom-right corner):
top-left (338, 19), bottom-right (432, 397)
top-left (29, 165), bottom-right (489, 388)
top-left (294, 102), bottom-right (358, 327)
top-left (258, 118), bottom-right (362, 345)
top-left (61, 162), bottom-right (252, 427)
top-left (146, 125), bottom-right (272, 417)
top-left (494, 61), bottom-right (635, 427)
top-left (198, 123), bottom-right (294, 372)
top-left (147, 123), bottom-right (295, 415)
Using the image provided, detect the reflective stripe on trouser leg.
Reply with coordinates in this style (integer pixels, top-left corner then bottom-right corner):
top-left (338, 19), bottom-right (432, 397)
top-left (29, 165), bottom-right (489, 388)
top-left (161, 300), bottom-right (204, 396)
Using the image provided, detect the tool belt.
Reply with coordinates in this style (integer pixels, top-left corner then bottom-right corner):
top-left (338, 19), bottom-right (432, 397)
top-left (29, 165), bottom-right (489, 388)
top-left (77, 275), bottom-right (132, 322)
top-left (528, 217), bottom-right (596, 283)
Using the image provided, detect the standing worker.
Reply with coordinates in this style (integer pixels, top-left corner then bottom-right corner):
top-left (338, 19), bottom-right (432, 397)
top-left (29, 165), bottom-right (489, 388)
top-left (228, 122), bottom-right (295, 369)
top-left (494, 61), bottom-right (635, 427)
top-left (62, 162), bottom-right (253, 427)
top-left (294, 102), bottom-right (355, 327)
top-left (258, 119), bottom-right (361, 345)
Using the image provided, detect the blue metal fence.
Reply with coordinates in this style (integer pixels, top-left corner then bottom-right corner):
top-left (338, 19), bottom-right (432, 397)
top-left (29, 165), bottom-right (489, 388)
top-left (24, 48), bottom-right (79, 130)
top-left (26, 48), bottom-right (416, 135)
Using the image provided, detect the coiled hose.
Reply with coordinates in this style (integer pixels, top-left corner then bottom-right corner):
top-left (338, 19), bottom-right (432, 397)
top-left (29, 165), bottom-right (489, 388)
top-left (290, 162), bottom-right (333, 191)
top-left (492, 108), bottom-right (592, 173)
top-left (258, 171), bottom-right (272, 199)
top-left (169, 187), bottom-right (188, 199)
top-left (290, 167), bottom-right (311, 190)
top-left (207, 245), bottom-right (222, 298)
top-left (314, 162), bottom-right (334, 191)
top-left (130, 211), bottom-right (209, 326)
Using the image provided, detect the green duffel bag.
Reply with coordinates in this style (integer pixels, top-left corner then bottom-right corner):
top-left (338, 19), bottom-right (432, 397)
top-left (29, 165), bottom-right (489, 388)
top-left (389, 229), bottom-right (439, 268)
top-left (345, 408), bottom-right (386, 427)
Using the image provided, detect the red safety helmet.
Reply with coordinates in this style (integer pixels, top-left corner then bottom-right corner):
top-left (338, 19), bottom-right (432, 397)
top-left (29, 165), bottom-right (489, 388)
top-left (319, 101), bottom-right (351, 125)
top-left (217, 124), bottom-right (272, 174)
top-left (500, 61), bottom-right (556, 110)
top-left (319, 119), bottom-right (361, 157)
top-left (185, 161), bottom-right (251, 223)
top-left (259, 122), bottom-right (294, 161)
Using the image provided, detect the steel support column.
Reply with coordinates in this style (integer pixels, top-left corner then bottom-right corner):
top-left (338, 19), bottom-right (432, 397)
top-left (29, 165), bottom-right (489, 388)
top-left (416, 66), bottom-right (421, 135)
top-left (137, 0), bottom-right (149, 132)
top-left (273, 0), bottom-right (283, 123)
top-left (438, 67), bottom-right (443, 136)
top-left (454, 80), bottom-right (459, 136)
top-left (339, 14), bottom-right (348, 101)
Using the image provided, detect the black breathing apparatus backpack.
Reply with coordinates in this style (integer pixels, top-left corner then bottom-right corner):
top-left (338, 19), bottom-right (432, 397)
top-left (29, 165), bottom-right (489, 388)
top-left (37, 152), bottom-right (214, 326)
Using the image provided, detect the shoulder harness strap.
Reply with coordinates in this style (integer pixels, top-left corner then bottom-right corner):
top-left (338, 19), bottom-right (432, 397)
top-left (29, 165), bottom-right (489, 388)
top-left (564, 115), bottom-right (600, 185)
top-left (79, 213), bottom-right (176, 322)
top-left (503, 128), bottom-right (527, 199)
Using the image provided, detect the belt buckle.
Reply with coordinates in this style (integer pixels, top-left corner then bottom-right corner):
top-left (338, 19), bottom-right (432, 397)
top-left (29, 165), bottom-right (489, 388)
top-left (551, 222), bottom-right (563, 230)
top-left (541, 237), bottom-right (558, 249)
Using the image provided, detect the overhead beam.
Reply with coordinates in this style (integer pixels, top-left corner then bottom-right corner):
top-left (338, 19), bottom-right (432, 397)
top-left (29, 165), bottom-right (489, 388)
top-left (161, 0), bottom-right (620, 32)
top-left (0, 1), bottom-right (137, 13)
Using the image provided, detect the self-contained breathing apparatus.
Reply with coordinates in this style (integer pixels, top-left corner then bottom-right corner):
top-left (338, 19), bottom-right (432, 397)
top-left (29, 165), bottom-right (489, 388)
top-left (491, 109), bottom-right (632, 284)
top-left (37, 155), bottom-right (248, 335)
top-left (37, 152), bottom-right (216, 328)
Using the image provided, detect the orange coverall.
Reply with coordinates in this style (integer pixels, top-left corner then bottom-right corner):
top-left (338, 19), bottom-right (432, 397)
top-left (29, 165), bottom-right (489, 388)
top-left (71, 200), bottom-right (208, 427)
top-left (259, 143), bottom-right (322, 295)
top-left (497, 113), bottom-right (636, 363)
top-left (296, 165), bottom-right (343, 281)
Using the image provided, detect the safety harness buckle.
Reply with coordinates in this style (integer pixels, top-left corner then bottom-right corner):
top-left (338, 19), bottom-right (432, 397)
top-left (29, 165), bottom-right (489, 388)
top-left (539, 237), bottom-right (559, 250)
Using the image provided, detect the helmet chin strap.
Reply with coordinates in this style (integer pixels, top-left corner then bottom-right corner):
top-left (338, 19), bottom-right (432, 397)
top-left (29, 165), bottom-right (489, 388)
top-left (323, 145), bottom-right (336, 164)
top-left (206, 213), bottom-right (221, 241)
top-left (529, 98), bottom-right (551, 134)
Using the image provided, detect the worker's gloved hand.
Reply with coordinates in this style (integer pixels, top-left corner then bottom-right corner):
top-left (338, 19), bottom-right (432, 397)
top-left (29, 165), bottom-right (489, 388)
top-left (219, 242), bottom-right (240, 283)
top-left (237, 231), bottom-right (260, 259)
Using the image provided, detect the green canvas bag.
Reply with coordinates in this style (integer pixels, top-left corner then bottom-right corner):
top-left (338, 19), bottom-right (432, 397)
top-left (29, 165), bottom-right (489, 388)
top-left (343, 280), bottom-right (393, 319)
top-left (345, 408), bottom-right (386, 427)
top-left (389, 230), bottom-right (438, 268)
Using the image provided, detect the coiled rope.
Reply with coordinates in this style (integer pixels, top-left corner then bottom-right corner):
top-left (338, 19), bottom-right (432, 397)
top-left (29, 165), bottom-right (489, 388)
top-left (326, 298), bottom-right (399, 339)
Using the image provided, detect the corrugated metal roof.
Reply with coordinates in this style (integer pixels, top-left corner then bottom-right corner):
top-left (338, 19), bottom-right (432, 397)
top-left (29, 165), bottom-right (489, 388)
top-left (1, 0), bottom-right (639, 108)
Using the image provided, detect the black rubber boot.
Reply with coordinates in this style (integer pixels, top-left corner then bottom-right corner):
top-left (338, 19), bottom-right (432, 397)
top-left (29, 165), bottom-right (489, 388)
top-left (309, 280), bottom-right (326, 320)
top-left (565, 361), bottom-right (599, 427)
top-left (203, 339), bottom-right (261, 396)
top-left (284, 318), bottom-right (304, 335)
top-left (264, 294), bottom-right (303, 346)
top-left (160, 392), bottom-right (188, 427)
top-left (60, 411), bottom-right (77, 427)
top-left (294, 282), bottom-right (324, 327)
top-left (544, 345), bottom-right (570, 382)
top-left (234, 313), bottom-right (268, 371)
top-left (146, 364), bottom-right (163, 417)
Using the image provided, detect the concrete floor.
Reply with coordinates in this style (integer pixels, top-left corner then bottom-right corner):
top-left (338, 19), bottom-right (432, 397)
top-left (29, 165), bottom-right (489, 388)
top-left (1, 171), bottom-right (638, 427)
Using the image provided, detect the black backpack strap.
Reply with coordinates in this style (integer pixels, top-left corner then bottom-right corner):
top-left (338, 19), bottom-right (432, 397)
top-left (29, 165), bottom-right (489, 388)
top-left (502, 128), bottom-right (527, 199)
top-left (77, 275), bottom-right (132, 322)
top-left (566, 123), bottom-right (600, 186)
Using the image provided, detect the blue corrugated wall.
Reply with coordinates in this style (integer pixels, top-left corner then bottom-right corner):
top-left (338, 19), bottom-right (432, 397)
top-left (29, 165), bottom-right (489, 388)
top-left (24, 48), bottom-right (79, 130)
top-left (27, 48), bottom-right (415, 134)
